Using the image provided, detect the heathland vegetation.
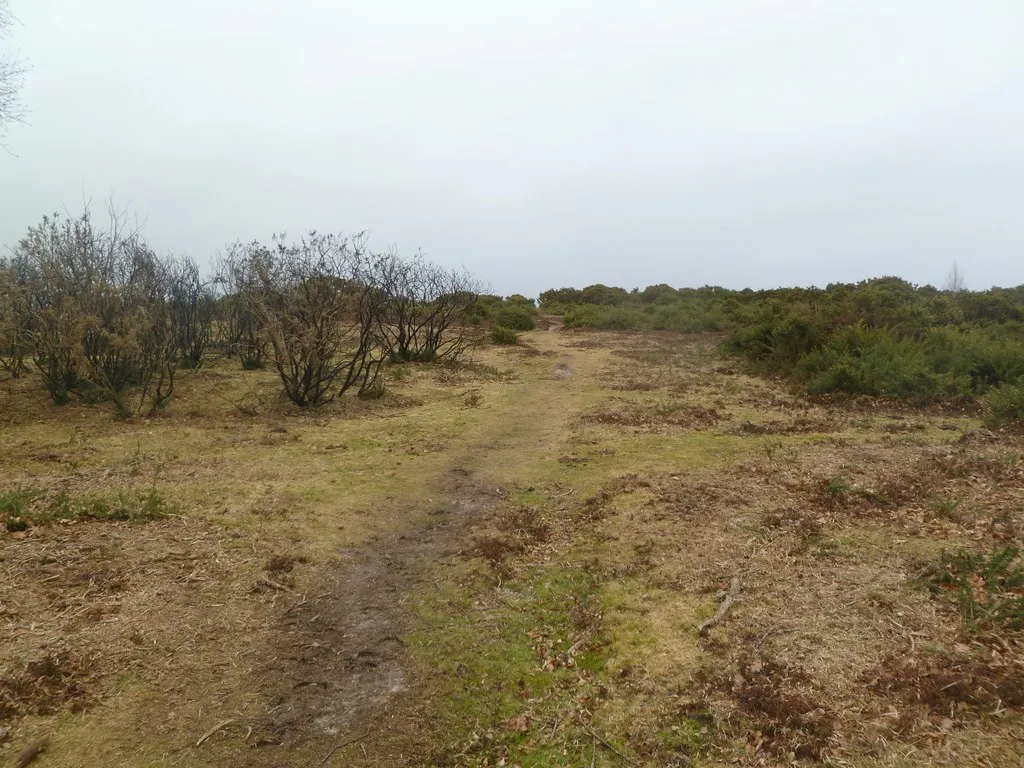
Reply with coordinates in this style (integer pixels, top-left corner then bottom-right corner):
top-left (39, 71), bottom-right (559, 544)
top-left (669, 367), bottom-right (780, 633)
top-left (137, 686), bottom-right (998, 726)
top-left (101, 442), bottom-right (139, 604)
top-left (1, 209), bottom-right (1023, 767)
top-left (4, 203), bottom-right (1019, 428)
top-left (542, 277), bottom-right (1024, 424)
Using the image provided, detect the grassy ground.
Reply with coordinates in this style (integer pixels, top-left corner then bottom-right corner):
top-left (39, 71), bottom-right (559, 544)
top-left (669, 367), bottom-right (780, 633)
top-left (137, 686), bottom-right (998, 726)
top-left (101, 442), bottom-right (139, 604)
top-left (1, 329), bottom-right (1021, 766)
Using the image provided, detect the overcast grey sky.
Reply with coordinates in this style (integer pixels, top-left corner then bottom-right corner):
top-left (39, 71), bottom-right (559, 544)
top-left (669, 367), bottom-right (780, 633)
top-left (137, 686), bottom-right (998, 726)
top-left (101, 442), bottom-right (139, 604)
top-left (1, 1), bottom-right (1022, 296)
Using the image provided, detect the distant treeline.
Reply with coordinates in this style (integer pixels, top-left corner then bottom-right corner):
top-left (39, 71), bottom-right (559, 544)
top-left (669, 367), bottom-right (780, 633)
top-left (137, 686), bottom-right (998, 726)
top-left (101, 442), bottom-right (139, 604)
top-left (540, 278), bottom-right (1024, 423)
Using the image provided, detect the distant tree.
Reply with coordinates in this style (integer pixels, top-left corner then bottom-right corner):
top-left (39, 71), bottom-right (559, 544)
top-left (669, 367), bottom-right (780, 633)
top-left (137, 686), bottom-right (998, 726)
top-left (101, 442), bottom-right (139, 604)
top-left (538, 287), bottom-right (582, 307)
top-left (0, 0), bottom-right (26, 139)
top-left (0, 255), bottom-right (31, 377)
top-left (214, 244), bottom-right (271, 368)
top-left (580, 284), bottom-right (629, 306)
top-left (944, 262), bottom-right (966, 294)
top-left (504, 294), bottom-right (535, 307)
top-left (640, 284), bottom-right (678, 303)
top-left (166, 256), bottom-right (215, 368)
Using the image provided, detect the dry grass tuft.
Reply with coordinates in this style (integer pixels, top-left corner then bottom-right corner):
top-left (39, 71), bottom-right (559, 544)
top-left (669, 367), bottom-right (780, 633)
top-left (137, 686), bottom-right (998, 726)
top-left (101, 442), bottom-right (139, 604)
top-left (583, 397), bottom-right (727, 431)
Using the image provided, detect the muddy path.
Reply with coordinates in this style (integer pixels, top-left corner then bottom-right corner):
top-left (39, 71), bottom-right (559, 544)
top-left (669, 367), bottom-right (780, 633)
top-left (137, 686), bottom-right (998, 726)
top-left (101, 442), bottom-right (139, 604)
top-left (245, 467), bottom-right (500, 765)
top-left (239, 342), bottom-right (589, 766)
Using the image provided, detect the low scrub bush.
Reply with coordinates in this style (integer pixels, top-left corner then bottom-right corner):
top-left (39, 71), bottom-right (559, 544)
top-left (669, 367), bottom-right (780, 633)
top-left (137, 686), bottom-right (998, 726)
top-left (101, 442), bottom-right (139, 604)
top-left (728, 317), bottom-right (822, 370)
top-left (491, 304), bottom-right (535, 331)
top-left (563, 305), bottom-right (640, 330)
top-left (2, 204), bottom-right (487, 413)
top-left (543, 277), bottom-right (1024, 418)
top-left (490, 326), bottom-right (520, 345)
top-left (1, 490), bottom-right (33, 532)
top-left (983, 381), bottom-right (1024, 427)
top-left (797, 326), bottom-right (966, 404)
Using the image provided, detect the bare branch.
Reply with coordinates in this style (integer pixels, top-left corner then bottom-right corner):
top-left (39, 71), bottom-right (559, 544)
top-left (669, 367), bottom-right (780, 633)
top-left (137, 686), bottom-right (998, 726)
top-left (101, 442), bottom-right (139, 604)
top-left (944, 262), bottom-right (966, 294)
top-left (0, 0), bottom-right (27, 140)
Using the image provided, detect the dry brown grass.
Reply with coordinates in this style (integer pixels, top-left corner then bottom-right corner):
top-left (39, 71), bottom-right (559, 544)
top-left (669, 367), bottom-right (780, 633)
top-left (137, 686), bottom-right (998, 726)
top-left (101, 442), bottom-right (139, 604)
top-left (415, 330), bottom-right (1021, 767)
top-left (2, 328), bottom-right (1022, 767)
top-left (583, 397), bottom-right (728, 431)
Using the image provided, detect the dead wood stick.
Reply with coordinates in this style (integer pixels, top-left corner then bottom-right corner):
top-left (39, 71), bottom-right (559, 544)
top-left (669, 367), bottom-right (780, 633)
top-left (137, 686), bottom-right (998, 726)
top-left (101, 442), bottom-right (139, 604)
top-left (318, 732), bottom-right (368, 765)
top-left (258, 577), bottom-right (296, 594)
top-left (698, 576), bottom-right (741, 636)
top-left (577, 722), bottom-right (640, 766)
top-left (281, 597), bottom-right (309, 616)
top-left (16, 739), bottom-right (49, 768)
top-left (567, 633), bottom-right (589, 656)
top-left (196, 718), bottom-right (236, 747)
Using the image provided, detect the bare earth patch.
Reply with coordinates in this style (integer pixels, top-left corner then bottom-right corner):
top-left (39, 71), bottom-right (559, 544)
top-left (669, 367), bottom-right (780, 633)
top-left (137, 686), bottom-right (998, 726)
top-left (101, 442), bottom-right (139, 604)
top-left (248, 469), bottom-right (501, 765)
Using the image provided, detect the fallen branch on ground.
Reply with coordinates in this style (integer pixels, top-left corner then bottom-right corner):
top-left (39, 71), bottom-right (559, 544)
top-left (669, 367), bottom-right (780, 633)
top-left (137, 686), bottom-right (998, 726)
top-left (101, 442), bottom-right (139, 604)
top-left (318, 732), bottom-right (368, 765)
top-left (576, 717), bottom-right (639, 766)
top-left (196, 719), bottom-right (236, 747)
top-left (16, 739), bottom-right (49, 768)
top-left (258, 577), bottom-right (296, 593)
top-left (698, 575), bottom-right (741, 636)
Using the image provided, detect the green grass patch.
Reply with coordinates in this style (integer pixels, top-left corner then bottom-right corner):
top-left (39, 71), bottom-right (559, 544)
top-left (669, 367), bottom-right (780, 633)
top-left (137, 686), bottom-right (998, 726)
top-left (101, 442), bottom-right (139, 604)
top-left (2, 487), bottom-right (169, 531)
top-left (406, 559), bottom-right (609, 766)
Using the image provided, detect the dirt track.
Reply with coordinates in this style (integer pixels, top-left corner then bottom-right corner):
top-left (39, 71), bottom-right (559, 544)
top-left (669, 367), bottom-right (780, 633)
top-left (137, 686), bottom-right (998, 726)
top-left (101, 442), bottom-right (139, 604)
top-left (241, 345), bottom-right (587, 765)
top-left (250, 467), bottom-right (501, 764)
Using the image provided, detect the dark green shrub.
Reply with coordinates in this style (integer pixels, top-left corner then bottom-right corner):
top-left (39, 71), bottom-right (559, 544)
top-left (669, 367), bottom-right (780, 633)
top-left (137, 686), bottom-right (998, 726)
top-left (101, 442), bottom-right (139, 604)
top-left (649, 303), bottom-right (726, 332)
top-left (542, 276), bottom-right (1024, 409)
top-left (563, 305), bottom-right (641, 330)
top-left (491, 326), bottom-right (520, 345)
top-left (983, 381), bottom-right (1024, 426)
top-left (580, 284), bottom-right (630, 305)
top-left (538, 287), bottom-right (583, 306)
top-left (796, 326), bottom-right (969, 404)
top-left (492, 305), bottom-right (535, 331)
top-left (728, 317), bottom-right (822, 370)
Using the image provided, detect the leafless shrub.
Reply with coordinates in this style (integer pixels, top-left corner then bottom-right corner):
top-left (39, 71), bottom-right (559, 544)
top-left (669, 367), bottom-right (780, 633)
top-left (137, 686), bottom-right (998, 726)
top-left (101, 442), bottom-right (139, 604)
top-left (0, 256), bottom-right (31, 377)
top-left (9, 205), bottom-right (484, 411)
top-left (14, 206), bottom-right (179, 416)
top-left (944, 261), bottom-right (966, 294)
top-left (214, 244), bottom-right (270, 369)
top-left (366, 249), bottom-right (484, 363)
top-left (167, 256), bottom-right (215, 368)
top-left (241, 232), bottom-right (386, 406)
top-left (0, 0), bottom-right (27, 142)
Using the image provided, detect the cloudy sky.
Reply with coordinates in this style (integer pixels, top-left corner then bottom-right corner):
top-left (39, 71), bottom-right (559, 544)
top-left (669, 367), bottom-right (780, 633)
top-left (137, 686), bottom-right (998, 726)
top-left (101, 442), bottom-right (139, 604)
top-left (1, 1), bottom-right (1022, 296)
